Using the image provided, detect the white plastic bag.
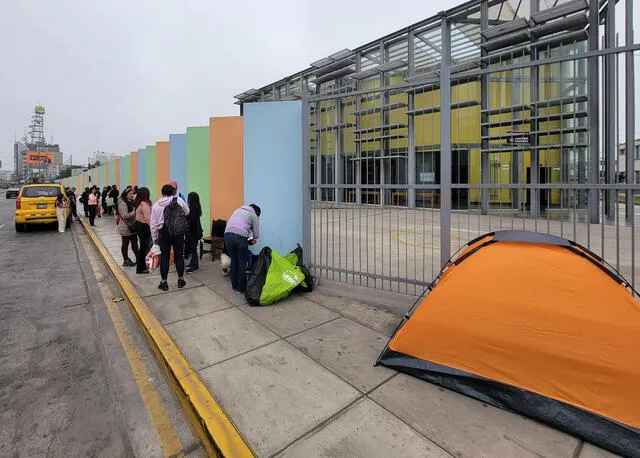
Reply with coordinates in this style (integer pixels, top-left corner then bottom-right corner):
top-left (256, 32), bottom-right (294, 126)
top-left (145, 244), bottom-right (162, 270)
top-left (220, 252), bottom-right (231, 269)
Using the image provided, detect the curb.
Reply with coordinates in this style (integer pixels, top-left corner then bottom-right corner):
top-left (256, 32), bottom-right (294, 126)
top-left (79, 219), bottom-right (255, 458)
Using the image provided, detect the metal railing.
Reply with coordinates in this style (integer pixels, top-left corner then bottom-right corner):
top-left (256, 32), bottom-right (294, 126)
top-left (299, 0), bottom-right (640, 296)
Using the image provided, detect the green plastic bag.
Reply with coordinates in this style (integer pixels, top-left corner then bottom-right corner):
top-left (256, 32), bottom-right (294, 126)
top-left (246, 247), bottom-right (306, 305)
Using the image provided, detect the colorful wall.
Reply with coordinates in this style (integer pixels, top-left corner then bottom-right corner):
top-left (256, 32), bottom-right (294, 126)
top-left (210, 116), bottom-right (243, 222)
top-left (243, 102), bottom-right (303, 255)
top-left (187, 126), bottom-right (211, 233)
top-left (63, 110), bottom-right (305, 255)
top-left (156, 141), bottom-right (170, 192)
top-left (169, 133), bottom-right (187, 196)
top-left (145, 144), bottom-right (158, 199)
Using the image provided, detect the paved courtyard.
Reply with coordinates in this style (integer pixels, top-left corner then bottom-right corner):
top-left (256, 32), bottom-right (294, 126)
top-left (311, 204), bottom-right (640, 296)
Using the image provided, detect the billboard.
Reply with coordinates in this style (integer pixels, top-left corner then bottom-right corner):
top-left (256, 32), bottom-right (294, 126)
top-left (25, 152), bottom-right (55, 165)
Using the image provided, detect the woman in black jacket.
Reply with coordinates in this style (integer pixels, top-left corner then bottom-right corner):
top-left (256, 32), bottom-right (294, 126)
top-left (186, 192), bottom-right (203, 273)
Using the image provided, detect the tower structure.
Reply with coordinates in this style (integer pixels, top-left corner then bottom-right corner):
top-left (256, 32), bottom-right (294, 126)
top-left (28, 106), bottom-right (46, 145)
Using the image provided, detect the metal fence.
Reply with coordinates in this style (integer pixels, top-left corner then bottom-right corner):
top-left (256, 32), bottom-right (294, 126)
top-left (296, 0), bottom-right (640, 296)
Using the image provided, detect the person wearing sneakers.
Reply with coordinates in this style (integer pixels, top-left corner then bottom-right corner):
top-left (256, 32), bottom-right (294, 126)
top-left (133, 187), bottom-right (153, 274)
top-left (224, 204), bottom-right (261, 293)
top-left (116, 187), bottom-right (138, 267)
top-left (151, 184), bottom-right (190, 291)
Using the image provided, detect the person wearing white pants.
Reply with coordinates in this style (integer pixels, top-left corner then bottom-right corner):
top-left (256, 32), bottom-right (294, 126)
top-left (55, 193), bottom-right (68, 233)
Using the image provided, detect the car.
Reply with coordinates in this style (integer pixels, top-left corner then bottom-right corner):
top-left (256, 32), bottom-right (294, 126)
top-left (14, 184), bottom-right (70, 232)
top-left (5, 188), bottom-right (19, 199)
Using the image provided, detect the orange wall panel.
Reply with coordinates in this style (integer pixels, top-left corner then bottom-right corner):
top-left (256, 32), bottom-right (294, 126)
top-left (209, 116), bottom-right (243, 224)
top-left (156, 141), bottom-right (170, 190)
top-left (130, 151), bottom-right (138, 187)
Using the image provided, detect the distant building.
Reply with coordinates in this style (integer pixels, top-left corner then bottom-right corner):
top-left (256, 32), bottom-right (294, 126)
top-left (13, 140), bottom-right (63, 182)
top-left (617, 139), bottom-right (640, 182)
top-left (0, 170), bottom-right (14, 182)
top-left (90, 152), bottom-right (122, 165)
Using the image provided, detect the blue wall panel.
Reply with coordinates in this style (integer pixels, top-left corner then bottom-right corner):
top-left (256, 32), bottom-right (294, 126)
top-left (169, 133), bottom-right (188, 196)
top-left (137, 148), bottom-right (147, 190)
top-left (243, 101), bottom-right (302, 255)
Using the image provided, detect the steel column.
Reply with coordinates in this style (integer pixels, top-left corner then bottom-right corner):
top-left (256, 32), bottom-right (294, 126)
top-left (407, 31), bottom-right (416, 208)
top-left (604, 0), bottom-right (616, 219)
top-left (440, 15), bottom-right (452, 267)
top-left (625, 0), bottom-right (636, 219)
top-left (335, 96), bottom-right (343, 203)
top-left (480, 0), bottom-right (490, 214)
top-left (355, 52), bottom-right (362, 205)
top-left (588, 0), bottom-right (600, 224)
top-left (302, 92), bottom-right (312, 264)
top-left (529, 0), bottom-right (540, 219)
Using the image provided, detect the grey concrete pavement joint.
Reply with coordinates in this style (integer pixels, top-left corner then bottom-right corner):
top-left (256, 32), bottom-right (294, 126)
top-left (161, 304), bottom-right (236, 327)
top-left (189, 315), bottom-right (344, 378)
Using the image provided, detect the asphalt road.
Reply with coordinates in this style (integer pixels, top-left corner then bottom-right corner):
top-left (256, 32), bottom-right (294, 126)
top-left (0, 197), bottom-right (204, 457)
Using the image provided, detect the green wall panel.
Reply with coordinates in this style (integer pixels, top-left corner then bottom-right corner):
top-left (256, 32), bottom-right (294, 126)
top-left (186, 126), bottom-right (211, 232)
top-left (146, 145), bottom-right (158, 200)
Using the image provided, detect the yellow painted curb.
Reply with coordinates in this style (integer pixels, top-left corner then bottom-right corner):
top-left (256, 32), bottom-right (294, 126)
top-left (79, 219), bottom-right (255, 458)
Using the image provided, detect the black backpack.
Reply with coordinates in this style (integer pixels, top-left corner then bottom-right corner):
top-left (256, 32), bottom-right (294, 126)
top-left (163, 197), bottom-right (189, 237)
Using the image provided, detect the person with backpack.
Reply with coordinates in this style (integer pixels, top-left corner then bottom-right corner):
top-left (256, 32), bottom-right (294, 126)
top-left (108, 184), bottom-right (119, 216)
top-left (150, 183), bottom-right (190, 291)
top-left (80, 187), bottom-right (90, 217)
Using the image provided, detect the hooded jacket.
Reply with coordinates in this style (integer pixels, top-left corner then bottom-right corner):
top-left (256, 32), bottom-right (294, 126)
top-left (224, 205), bottom-right (260, 239)
top-left (150, 195), bottom-right (190, 243)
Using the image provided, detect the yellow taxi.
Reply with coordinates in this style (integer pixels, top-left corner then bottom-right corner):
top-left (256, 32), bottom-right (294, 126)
top-left (15, 183), bottom-right (70, 232)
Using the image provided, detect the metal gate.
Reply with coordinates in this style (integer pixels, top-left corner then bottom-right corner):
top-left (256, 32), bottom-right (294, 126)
top-left (298, 0), bottom-right (640, 296)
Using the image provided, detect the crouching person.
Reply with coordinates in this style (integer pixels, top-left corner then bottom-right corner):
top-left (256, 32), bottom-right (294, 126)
top-left (224, 204), bottom-right (261, 293)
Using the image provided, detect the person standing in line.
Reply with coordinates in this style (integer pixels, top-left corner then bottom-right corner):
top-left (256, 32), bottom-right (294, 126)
top-left (101, 186), bottom-right (109, 215)
top-left (186, 192), bottom-right (203, 273)
top-left (80, 187), bottom-right (90, 217)
top-left (95, 188), bottom-right (103, 218)
top-left (151, 184), bottom-right (190, 291)
top-left (87, 187), bottom-right (99, 226)
top-left (69, 187), bottom-right (78, 220)
top-left (169, 180), bottom-right (186, 202)
top-left (134, 187), bottom-right (153, 274)
top-left (108, 184), bottom-right (119, 216)
top-left (117, 187), bottom-right (138, 267)
top-left (224, 204), bottom-right (261, 293)
top-left (55, 193), bottom-right (69, 233)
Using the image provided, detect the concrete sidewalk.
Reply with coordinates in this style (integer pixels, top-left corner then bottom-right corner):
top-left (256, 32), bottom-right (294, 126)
top-left (91, 218), bottom-right (617, 458)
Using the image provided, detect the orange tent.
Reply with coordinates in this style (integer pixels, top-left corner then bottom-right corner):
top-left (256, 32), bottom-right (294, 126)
top-left (377, 231), bottom-right (640, 457)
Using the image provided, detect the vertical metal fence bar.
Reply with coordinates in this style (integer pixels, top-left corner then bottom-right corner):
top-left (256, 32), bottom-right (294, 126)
top-left (604, 0), bottom-right (617, 220)
top-left (625, 0), bottom-right (636, 221)
top-left (301, 92), bottom-right (311, 265)
top-left (588, 0), bottom-right (600, 224)
top-left (440, 15), bottom-right (452, 267)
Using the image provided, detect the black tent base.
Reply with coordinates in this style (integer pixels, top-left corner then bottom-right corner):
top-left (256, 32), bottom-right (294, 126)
top-left (378, 349), bottom-right (640, 458)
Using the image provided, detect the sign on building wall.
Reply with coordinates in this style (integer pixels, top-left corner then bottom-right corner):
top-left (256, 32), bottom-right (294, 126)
top-left (25, 152), bottom-right (56, 165)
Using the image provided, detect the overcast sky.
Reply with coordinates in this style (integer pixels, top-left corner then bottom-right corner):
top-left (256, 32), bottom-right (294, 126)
top-left (0, 1), bottom-right (638, 170)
